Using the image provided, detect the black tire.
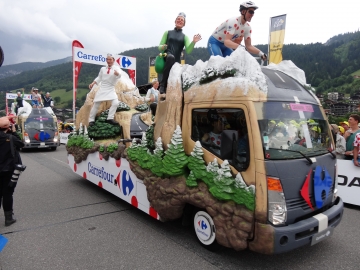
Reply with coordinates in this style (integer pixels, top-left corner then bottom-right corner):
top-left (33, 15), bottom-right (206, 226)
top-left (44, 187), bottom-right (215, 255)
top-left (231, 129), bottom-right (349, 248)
top-left (193, 209), bottom-right (221, 251)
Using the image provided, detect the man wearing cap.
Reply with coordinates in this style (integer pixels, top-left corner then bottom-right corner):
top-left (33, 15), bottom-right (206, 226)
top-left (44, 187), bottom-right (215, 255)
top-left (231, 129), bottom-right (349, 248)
top-left (40, 91), bottom-right (54, 108)
top-left (339, 121), bottom-right (349, 133)
top-left (158, 12), bottom-right (202, 94)
top-left (330, 124), bottom-right (346, 159)
top-left (201, 109), bottom-right (224, 154)
top-left (207, 1), bottom-right (267, 61)
top-left (31, 88), bottom-right (42, 108)
top-left (0, 116), bottom-right (24, 226)
top-left (88, 54), bottom-right (121, 126)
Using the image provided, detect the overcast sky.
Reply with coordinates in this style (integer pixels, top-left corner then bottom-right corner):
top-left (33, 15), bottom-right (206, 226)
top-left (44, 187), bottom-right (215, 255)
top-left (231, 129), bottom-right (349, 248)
top-left (0, 0), bottom-right (359, 65)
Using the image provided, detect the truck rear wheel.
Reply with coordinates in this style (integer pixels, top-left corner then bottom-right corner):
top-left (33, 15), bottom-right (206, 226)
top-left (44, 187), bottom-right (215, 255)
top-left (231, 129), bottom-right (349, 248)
top-left (193, 210), bottom-right (220, 251)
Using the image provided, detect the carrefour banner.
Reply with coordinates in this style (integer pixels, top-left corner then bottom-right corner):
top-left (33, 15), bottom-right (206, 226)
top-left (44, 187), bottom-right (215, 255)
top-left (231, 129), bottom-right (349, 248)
top-left (269, 14), bottom-right (286, 64)
top-left (73, 47), bottom-right (136, 70)
top-left (6, 93), bottom-right (32, 100)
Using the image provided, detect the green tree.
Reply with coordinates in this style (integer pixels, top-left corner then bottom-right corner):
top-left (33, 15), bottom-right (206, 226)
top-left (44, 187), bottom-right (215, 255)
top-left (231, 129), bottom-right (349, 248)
top-left (162, 126), bottom-right (188, 176)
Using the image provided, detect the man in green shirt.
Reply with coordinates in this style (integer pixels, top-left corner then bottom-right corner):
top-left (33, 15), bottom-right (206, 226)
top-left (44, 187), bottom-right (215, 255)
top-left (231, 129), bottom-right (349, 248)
top-left (343, 114), bottom-right (360, 160)
top-left (158, 12), bottom-right (202, 94)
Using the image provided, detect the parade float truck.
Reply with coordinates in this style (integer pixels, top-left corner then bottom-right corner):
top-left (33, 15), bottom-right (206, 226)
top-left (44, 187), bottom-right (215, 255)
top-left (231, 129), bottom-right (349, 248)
top-left (14, 102), bottom-right (60, 150)
top-left (67, 48), bottom-right (344, 254)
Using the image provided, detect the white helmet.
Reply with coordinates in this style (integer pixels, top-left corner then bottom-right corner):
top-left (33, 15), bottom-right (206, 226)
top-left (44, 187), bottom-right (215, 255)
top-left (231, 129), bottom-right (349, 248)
top-left (239, 1), bottom-right (259, 12)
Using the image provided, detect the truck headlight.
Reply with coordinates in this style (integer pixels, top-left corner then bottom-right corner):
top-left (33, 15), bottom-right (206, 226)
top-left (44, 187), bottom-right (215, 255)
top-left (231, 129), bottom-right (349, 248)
top-left (24, 132), bottom-right (30, 143)
top-left (267, 177), bottom-right (287, 225)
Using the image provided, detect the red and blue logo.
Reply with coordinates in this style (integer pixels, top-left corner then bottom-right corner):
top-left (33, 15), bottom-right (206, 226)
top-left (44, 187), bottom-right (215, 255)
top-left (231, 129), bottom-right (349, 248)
top-left (301, 166), bottom-right (333, 210)
top-left (198, 220), bottom-right (208, 230)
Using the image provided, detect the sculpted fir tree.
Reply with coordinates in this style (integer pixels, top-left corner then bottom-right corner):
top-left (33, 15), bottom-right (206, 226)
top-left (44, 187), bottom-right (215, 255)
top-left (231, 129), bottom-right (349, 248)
top-left (162, 126), bottom-right (188, 176)
top-left (150, 137), bottom-right (164, 177)
top-left (186, 141), bottom-right (207, 187)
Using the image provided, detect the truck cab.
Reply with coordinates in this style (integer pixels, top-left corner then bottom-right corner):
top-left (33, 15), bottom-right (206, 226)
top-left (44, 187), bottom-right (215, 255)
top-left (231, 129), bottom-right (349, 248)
top-left (17, 107), bottom-right (60, 150)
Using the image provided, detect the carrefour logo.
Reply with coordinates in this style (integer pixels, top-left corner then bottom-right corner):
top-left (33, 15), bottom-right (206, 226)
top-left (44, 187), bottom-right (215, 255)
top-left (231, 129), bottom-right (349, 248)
top-left (198, 220), bottom-right (207, 230)
top-left (122, 170), bottom-right (134, 196)
top-left (301, 166), bottom-right (333, 209)
top-left (77, 51), bottom-right (106, 62)
top-left (88, 162), bottom-right (114, 183)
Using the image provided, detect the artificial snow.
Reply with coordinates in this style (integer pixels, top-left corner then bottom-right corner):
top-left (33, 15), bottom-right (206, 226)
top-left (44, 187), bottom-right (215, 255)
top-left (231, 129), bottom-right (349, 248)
top-left (168, 46), bottom-right (268, 95)
top-left (264, 60), bottom-right (307, 86)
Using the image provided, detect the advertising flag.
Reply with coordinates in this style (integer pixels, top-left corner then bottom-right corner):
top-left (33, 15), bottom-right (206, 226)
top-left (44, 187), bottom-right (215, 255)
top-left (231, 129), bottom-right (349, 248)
top-left (148, 51), bottom-right (185, 83)
top-left (0, 46), bottom-right (4, 67)
top-left (269, 14), bottom-right (286, 64)
top-left (72, 40), bottom-right (84, 121)
top-left (148, 57), bottom-right (157, 83)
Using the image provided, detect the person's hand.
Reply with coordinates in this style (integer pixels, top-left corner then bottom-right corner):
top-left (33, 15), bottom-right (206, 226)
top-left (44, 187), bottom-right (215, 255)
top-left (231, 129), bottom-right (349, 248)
top-left (258, 51), bottom-right (267, 61)
top-left (114, 70), bottom-right (119, 76)
top-left (89, 82), bottom-right (96, 90)
top-left (193, 34), bottom-right (202, 43)
top-left (345, 151), bottom-right (353, 155)
top-left (150, 96), bottom-right (155, 102)
top-left (11, 124), bottom-right (16, 133)
top-left (161, 44), bottom-right (167, 51)
top-left (354, 159), bottom-right (360, 167)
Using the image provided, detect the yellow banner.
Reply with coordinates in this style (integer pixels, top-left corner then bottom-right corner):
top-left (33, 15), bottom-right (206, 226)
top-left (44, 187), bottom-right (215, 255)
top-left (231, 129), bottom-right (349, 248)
top-left (149, 51), bottom-right (185, 83)
top-left (269, 15), bottom-right (286, 64)
top-left (148, 57), bottom-right (157, 83)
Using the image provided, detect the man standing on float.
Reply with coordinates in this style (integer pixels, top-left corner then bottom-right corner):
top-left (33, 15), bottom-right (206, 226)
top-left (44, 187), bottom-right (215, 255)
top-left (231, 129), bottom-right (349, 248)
top-left (88, 54), bottom-right (120, 126)
top-left (158, 12), bottom-right (202, 94)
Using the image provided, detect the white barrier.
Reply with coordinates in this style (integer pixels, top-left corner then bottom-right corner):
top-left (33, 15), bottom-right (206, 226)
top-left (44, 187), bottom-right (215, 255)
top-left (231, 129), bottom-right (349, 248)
top-left (337, 159), bottom-right (360, 206)
top-left (60, 133), bottom-right (69, 144)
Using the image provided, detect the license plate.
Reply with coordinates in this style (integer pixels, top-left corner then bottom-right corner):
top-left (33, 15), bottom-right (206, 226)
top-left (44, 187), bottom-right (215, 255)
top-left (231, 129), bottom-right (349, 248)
top-left (40, 142), bottom-right (45, 146)
top-left (311, 227), bottom-right (334, 246)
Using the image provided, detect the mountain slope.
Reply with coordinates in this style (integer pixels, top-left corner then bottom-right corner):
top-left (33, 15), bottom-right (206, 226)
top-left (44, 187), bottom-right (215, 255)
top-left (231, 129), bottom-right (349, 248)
top-left (0, 56), bottom-right (71, 79)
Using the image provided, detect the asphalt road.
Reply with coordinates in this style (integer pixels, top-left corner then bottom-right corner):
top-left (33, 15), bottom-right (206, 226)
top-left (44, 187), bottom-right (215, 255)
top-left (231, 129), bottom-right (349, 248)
top-left (0, 146), bottom-right (359, 270)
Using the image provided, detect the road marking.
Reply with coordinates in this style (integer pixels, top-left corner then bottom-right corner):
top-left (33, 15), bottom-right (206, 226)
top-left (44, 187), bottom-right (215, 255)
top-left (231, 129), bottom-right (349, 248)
top-left (52, 157), bottom-right (68, 166)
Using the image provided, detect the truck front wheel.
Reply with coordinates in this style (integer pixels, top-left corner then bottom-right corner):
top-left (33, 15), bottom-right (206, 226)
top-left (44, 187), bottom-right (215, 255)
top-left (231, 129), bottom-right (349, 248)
top-left (193, 210), bottom-right (220, 251)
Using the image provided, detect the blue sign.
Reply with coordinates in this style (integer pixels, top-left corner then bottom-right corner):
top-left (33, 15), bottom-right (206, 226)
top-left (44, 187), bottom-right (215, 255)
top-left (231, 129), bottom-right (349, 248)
top-left (121, 57), bottom-right (132, 68)
top-left (313, 166), bottom-right (333, 208)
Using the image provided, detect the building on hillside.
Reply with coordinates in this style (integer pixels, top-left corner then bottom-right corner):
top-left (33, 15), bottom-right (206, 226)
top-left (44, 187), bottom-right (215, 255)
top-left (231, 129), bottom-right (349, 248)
top-left (338, 93), bottom-right (345, 101)
top-left (329, 102), bottom-right (359, 116)
top-left (328, 92), bottom-right (339, 101)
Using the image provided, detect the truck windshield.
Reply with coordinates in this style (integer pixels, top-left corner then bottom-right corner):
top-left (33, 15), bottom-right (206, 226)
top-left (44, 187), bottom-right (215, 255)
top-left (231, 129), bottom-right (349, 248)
top-left (24, 117), bottom-right (56, 130)
top-left (254, 102), bottom-right (331, 160)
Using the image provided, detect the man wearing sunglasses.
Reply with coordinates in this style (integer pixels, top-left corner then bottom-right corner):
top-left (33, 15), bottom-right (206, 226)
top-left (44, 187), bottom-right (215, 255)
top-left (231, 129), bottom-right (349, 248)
top-left (207, 1), bottom-right (267, 61)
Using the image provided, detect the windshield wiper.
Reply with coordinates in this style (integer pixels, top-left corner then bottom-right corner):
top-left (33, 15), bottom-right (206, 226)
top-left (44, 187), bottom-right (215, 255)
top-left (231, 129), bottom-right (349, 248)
top-left (327, 149), bottom-right (336, 159)
top-left (269, 148), bottom-right (313, 164)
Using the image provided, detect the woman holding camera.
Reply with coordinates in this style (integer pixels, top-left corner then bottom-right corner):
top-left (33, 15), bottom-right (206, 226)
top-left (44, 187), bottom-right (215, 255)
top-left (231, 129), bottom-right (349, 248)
top-left (0, 116), bottom-right (24, 226)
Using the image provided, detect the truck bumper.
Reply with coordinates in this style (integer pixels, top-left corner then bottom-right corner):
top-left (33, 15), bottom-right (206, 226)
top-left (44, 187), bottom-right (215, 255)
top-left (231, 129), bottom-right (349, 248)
top-left (273, 196), bottom-right (344, 254)
top-left (23, 141), bottom-right (60, 148)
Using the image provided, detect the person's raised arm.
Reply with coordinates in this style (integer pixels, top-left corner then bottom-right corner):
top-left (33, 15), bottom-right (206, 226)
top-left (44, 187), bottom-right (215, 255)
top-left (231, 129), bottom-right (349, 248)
top-left (184, 34), bottom-right (202, 54)
top-left (158, 31), bottom-right (168, 52)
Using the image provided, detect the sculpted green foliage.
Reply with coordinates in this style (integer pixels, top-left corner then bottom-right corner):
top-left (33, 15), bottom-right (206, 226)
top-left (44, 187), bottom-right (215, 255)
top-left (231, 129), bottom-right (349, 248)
top-left (67, 134), bottom-right (95, 149)
top-left (87, 110), bottom-right (121, 139)
top-left (106, 143), bottom-right (118, 153)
